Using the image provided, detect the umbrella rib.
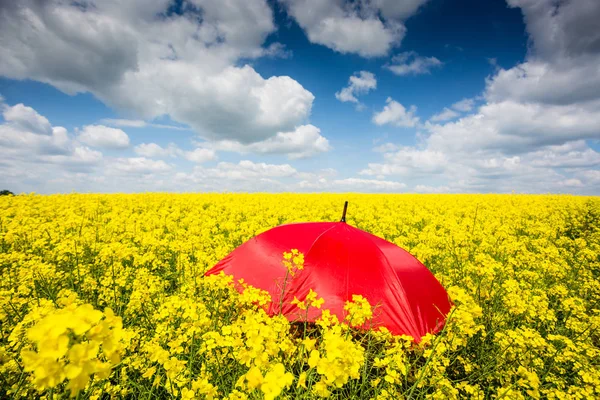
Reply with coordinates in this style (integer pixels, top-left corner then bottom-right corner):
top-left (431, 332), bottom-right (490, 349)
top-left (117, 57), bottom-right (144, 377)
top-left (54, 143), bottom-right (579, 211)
top-left (353, 228), bottom-right (421, 336)
top-left (304, 223), bottom-right (339, 257)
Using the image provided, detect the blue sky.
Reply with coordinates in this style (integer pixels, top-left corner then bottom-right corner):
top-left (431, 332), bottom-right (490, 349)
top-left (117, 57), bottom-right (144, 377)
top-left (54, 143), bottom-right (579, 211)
top-left (1, 0), bottom-right (599, 194)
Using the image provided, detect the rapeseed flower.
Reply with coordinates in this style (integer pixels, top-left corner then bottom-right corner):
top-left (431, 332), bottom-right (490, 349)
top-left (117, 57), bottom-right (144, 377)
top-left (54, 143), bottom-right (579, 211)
top-left (1, 193), bottom-right (598, 399)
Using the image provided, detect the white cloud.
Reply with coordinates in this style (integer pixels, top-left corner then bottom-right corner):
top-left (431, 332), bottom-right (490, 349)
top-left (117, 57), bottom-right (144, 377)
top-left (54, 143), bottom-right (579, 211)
top-left (296, 168), bottom-right (338, 181)
top-left (362, 123), bottom-right (600, 194)
top-left (107, 64), bottom-right (315, 144)
top-left (171, 163), bottom-right (338, 193)
top-left (429, 108), bottom-right (459, 122)
top-left (0, 101), bottom-right (104, 192)
top-left (77, 125), bottom-right (130, 149)
top-left (40, 146), bottom-right (103, 167)
top-left (262, 42), bottom-right (293, 59)
top-left (103, 119), bottom-right (147, 128)
top-left (1, 104), bottom-right (74, 157)
top-left (134, 143), bottom-right (180, 158)
top-left (296, 177), bottom-right (406, 192)
top-left (558, 178), bottom-right (584, 188)
top-left (108, 157), bottom-right (172, 175)
top-left (425, 100), bottom-right (600, 154)
top-left (429, 98), bottom-right (476, 122)
top-left (361, 147), bottom-right (448, 177)
top-left (486, 0), bottom-right (600, 107)
top-left (372, 98), bottom-right (419, 127)
top-left (371, 0), bottom-right (432, 20)
top-left (0, 0), bottom-right (321, 145)
top-left (362, 0), bottom-right (600, 194)
top-left (184, 148), bottom-right (218, 164)
top-left (0, 104), bottom-right (333, 193)
top-left (332, 178), bottom-right (406, 191)
top-left (373, 143), bottom-right (400, 153)
top-left (207, 125), bottom-right (331, 159)
top-left (335, 71), bottom-right (377, 104)
top-left (132, 125), bottom-right (330, 162)
top-left (385, 51), bottom-right (442, 76)
top-left (279, 0), bottom-right (428, 57)
top-left (578, 170), bottom-right (600, 186)
top-left (168, 160), bottom-right (407, 193)
top-left (451, 98), bottom-right (475, 112)
top-left (485, 59), bottom-right (600, 106)
top-left (134, 142), bottom-right (217, 163)
top-left (414, 184), bottom-right (451, 193)
top-left (101, 119), bottom-right (190, 131)
top-left (188, 160), bottom-right (297, 182)
top-left (0, 124), bottom-right (67, 156)
top-left (2, 103), bottom-right (52, 135)
top-left (525, 141), bottom-right (600, 168)
top-left (0, 101), bottom-right (422, 194)
top-left (3, 0), bottom-right (600, 195)
top-left (506, 0), bottom-right (600, 62)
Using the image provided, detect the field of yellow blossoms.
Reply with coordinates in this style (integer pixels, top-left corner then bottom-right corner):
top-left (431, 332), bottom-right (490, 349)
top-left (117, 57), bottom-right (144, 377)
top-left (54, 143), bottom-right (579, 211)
top-left (1, 193), bottom-right (599, 399)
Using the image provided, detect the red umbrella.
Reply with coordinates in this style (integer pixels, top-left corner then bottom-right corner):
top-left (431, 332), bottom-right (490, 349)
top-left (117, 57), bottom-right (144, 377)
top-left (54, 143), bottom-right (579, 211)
top-left (205, 202), bottom-right (452, 341)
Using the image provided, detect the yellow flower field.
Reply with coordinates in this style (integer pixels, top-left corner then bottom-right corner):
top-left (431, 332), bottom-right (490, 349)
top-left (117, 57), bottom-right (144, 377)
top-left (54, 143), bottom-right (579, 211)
top-left (1, 193), bottom-right (599, 399)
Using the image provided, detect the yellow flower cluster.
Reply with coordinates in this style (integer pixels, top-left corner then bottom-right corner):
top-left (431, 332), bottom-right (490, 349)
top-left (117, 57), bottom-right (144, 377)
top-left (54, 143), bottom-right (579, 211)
top-left (308, 324), bottom-right (365, 393)
top-left (292, 289), bottom-right (325, 310)
top-left (0, 193), bottom-right (599, 399)
top-left (19, 303), bottom-right (127, 397)
top-left (283, 248), bottom-right (305, 276)
top-left (344, 294), bottom-right (373, 327)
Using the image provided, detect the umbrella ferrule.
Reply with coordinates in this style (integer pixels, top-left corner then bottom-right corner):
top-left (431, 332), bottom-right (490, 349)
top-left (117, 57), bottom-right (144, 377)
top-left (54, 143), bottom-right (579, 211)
top-left (340, 201), bottom-right (348, 223)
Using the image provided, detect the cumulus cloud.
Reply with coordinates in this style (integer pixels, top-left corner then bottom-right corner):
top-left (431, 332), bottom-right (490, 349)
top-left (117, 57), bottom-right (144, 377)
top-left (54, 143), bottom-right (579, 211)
top-left (485, 0), bottom-right (600, 107)
top-left (452, 98), bottom-right (475, 112)
top-left (296, 177), bottom-right (406, 192)
top-left (184, 148), bottom-right (218, 164)
top-left (506, 0), bottom-right (600, 61)
top-left (2, 103), bottom-right (52, 135)
top-left (373, 143), bottom-right (400, 153)
top-left (107, 157), bottom-right (172, 175)
top-left (0, 100), bottom-right (407, 194)
top-left (162, 160), bottom-right (406, 193)
top-left (365, 0), bottom-right (600, 194)
top-left (429, 108), bottom-right (459, 122)
top-left (361, 147), bottom-right (448, 177)
top-left (77, 125), bottom-right (130, 149)
top-left (0, 0), bottom-right (322, 146)
top-left (262, 42), bottom-right (293, 59)
top-left (485, 59), bottom-right (600, 106)
top-left (40, 146), bottom-right (103, 167)
top-left (413, 184), bottom-right (451, 193)
top-left (279, 0), bottom-right (428, 57)
top-left (133, 142), bottom-right (217, 163)
top-left (209, 160), bottom-right (297, 179)
top-left (0, 101), bottom-right (104, 192)
top-left (134, 143), bottom-right (178, 158)
top-left (372, 98), bottom-right (419, 127)
top-left (365, 103), bottom-right (600, 193)
top-left (332, 178), bottom-right (406, 191)
top-left (335, 71), bottom-right (377, 107)
top-left (206, 125), bottom-right (331, 159)
top-left (101, 119), bottom-right (190, 131)
top-left (424, 100), bottom-right (600, 155)
top-left (385, 51), bottom-right (442, 76)
top-left (525, 141), bottom-right (600, 169)
top-left (429, 98), bottom-right (476, 122)
top-left (362, 139), bottom-right (600, 194)
top-left (171, 162), bottom-right (332, 192)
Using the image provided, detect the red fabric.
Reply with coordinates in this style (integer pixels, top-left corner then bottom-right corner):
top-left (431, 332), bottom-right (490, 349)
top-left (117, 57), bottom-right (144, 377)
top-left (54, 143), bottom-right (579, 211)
top-left (205, 222), bottom-right (452, 341)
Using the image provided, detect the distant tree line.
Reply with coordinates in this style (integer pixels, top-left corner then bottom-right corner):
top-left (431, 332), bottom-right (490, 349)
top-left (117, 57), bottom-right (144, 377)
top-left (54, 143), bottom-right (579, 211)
top-left (0, 190), bottom-right (14, 196)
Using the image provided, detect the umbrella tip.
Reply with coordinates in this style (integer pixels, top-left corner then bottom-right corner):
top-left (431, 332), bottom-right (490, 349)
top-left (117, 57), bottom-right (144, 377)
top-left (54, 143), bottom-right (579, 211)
top-left (340, 201), bottom-right (348, 223)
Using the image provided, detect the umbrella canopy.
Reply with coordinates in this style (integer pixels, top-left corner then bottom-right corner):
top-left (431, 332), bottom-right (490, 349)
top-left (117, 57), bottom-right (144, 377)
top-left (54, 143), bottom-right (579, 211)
top-left (205, 209), bottom-right (452, 340)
